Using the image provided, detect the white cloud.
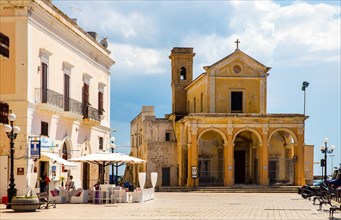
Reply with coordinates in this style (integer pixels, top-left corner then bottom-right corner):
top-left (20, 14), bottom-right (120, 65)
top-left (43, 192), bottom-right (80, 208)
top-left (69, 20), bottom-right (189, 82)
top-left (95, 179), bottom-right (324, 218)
top-left (229, 1), bottom-right (340, 64)
top-left (108, 43), bottom-right (168, 75)
top-left (180, 1), bottom-right (340, 69)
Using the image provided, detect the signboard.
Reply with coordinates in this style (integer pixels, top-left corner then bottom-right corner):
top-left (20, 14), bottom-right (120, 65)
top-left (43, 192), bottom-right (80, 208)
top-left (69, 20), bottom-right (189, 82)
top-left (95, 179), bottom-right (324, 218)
top-left (40, 137), bottom-right (53, 149)
top-left (17, 168), bottom-right (24, 175)
top-left (192, 166), bottom-right (198, 179)
top-left (30, 139), bottom-right (41, 160)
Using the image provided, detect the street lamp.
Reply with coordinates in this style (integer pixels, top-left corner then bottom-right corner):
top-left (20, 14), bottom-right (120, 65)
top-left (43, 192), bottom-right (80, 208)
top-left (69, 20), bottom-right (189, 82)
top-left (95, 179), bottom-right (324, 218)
top-left (3, 113), bottom-right (20, 209)
top-left (320, 138), bottom-right (335, 182)
top-left (301, 81), bottom-right (309, 115)
top-left (110, 136), bottom-right (116, 184)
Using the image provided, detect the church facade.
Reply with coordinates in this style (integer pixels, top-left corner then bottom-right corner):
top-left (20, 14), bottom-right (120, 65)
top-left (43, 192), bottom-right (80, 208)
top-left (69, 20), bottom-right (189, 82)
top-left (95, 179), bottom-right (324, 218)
top-left (129, 46), bottom-right (313, 188)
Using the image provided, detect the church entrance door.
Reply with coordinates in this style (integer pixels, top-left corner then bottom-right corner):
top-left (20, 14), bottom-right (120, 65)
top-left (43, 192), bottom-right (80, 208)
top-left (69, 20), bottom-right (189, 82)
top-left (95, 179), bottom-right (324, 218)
top-left (234, 150), bottom-right (246, 184)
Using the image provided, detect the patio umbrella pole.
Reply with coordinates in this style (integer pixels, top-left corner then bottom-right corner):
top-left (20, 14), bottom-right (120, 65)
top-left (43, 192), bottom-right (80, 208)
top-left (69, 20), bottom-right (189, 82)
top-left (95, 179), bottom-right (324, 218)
top-left (115, 162), bottom-right (118, 185)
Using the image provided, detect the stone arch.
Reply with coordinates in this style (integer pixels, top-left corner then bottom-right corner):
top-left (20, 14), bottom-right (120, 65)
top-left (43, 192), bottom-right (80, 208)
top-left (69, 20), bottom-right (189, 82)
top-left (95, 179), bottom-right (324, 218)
top-left (268, 128), bottom-right (298, 145)
top-left (197, 128), bottom-right (226, 186)
top-left (61, 136), bottom-right (72, 172)
top-left (80, 140), bottom-right (91, 156)
top-left (267, 128), bottom-right (297, 185)
top-left (233, 128), bottom-right (262, 145)
top-left (232, 128), bottom-right (262, 184)
top-left (197, 127), bottom-right (227, 145)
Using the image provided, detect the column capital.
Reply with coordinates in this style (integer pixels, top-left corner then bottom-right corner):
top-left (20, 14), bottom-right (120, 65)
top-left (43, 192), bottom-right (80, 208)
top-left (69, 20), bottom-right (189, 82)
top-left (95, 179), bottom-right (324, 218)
top-left (190, 124), bottom-right (198, 135)
top-left (227, 123), bottom-right (233, 135)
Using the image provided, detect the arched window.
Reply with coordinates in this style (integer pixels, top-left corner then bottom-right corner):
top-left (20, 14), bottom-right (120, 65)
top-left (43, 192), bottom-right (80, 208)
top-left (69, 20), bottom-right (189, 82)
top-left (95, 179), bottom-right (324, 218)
top-left (180, 67), bottom-right (186, 80)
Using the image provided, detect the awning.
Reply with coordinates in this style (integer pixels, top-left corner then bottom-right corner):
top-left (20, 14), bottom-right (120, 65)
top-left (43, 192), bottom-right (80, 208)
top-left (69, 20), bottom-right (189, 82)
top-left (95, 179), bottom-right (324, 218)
top-left (41, 152), bottom-right (77, 167)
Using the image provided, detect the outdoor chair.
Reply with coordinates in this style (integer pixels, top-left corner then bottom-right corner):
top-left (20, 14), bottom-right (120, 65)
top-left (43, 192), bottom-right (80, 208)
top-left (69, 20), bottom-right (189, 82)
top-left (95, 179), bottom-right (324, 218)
top-left (49, 189), bottom-right (66, 204)
top-left (99, 184), bottom-right (111, 204)
top-left (70, 189), bottom-right (89, 204)
top-left (111, 189), bottom-right (126, 203)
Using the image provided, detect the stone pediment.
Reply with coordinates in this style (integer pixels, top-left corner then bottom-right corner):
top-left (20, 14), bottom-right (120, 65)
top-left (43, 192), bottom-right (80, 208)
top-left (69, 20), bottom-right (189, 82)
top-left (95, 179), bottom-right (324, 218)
top-left (204, 49), bottom-right (270, 78)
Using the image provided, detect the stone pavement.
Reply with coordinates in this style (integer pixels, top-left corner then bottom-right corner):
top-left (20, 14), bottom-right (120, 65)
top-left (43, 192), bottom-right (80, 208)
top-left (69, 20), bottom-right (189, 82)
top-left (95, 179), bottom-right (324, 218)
top-left (0, 192), bottom-right (338, 220)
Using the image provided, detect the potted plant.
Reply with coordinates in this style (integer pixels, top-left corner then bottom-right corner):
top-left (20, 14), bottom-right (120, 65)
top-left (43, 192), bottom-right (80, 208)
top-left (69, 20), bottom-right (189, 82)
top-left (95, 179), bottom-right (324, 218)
top-left (60, 176), bottom-right (65, 187)
top-left (10, 196), bottom-right (40, 212)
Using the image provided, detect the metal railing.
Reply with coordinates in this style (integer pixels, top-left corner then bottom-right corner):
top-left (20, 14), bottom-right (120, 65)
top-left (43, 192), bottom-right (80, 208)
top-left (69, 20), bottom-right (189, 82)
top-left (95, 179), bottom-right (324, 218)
top-left (87, 105), bottom-right (101, 121)
top-left (35, 88), bottom-right (101, 122)
top-left (68, 97), bottom-right (83, 115)
top-left (35, 88), bottom-right (63, 109)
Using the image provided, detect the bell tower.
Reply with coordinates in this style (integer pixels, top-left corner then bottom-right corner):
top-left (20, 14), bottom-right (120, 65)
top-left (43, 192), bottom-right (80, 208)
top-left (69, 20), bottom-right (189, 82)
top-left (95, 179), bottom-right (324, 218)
top-left (169, 47), bottom-right (195, 115)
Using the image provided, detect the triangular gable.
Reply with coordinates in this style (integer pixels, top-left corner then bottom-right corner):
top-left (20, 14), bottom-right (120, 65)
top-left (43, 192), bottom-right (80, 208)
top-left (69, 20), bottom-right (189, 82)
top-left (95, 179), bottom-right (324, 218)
top-left (204, 49), bottom-right (271, 77)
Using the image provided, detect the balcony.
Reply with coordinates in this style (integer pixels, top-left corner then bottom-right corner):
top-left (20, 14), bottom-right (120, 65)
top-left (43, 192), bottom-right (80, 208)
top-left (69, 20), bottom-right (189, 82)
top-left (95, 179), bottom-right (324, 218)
top-left (35, 88), bottom-right (101, 125)
top-left (35, 88), bottom-right (64, 113)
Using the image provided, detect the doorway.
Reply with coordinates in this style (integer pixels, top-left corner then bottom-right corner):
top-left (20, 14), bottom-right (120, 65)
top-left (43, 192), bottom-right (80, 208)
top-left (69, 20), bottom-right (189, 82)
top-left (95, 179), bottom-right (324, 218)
top-left (39, 161), bottom-right (49, 192)
top-left (234, 150), bottom-right (245, 184)
top-left (269, 160), bottom-right (278, 184)
top-left (162, 167), bottom-right (170, 186)
top-left (82, 162), bottom-right (89, 189)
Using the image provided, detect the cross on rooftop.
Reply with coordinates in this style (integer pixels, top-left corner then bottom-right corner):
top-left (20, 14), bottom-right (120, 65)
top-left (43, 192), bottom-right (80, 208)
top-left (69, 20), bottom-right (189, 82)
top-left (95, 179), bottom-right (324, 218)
top-left (235, 39), bottom-right (240, 49)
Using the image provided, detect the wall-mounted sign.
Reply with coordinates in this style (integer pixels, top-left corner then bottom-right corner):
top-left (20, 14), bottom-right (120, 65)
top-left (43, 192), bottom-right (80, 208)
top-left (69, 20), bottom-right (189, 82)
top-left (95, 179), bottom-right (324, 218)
top-left (17, 167), bottom-right (24, 175)
top-left (40, 137), bottom-right (53, 149)
top-left (30, 138), bottom-right (41, 160)
top-left (192, 166), bottom-right (198, 179)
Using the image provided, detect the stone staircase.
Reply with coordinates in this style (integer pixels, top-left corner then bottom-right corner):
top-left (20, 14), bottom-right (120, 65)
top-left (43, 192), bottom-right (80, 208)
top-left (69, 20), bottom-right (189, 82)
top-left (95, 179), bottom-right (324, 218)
top-left (158, 185), bottom-right (300, 193)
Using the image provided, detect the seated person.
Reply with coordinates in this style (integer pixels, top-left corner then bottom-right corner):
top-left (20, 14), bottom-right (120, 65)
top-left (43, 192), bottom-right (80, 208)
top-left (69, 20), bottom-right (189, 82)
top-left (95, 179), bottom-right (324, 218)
top-left (65, 175), bottom-right (75, 190)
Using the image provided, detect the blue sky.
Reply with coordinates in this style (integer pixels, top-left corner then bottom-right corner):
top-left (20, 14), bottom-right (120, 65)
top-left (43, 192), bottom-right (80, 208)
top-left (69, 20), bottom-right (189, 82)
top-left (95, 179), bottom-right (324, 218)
top-left (53, 0), bottom-right (340, 176)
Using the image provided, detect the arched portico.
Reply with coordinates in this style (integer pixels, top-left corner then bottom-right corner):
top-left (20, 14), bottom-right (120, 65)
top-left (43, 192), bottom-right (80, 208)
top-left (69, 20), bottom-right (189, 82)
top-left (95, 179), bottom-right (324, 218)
top-left (268, 128), bottom-right (298, 185)
top-left (197, 128), bottom-right (226, 186)
top-left (233, 128), bottom-right (262, 184)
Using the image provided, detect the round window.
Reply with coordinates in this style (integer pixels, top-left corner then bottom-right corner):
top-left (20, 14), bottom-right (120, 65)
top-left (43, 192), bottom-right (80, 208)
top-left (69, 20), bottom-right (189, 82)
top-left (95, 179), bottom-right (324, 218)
top-left (233, 65), bottom-right (241, 73)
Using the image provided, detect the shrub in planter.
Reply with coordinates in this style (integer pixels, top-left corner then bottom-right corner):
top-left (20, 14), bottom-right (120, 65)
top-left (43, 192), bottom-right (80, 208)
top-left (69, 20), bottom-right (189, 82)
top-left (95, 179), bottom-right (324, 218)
top-left (11, 196), bottom-right (40, 212)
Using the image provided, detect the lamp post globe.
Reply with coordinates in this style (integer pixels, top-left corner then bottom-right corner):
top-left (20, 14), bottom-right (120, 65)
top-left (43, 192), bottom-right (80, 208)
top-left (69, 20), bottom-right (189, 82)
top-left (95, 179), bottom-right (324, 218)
top-left (320, 138), bottom-right (335, 182)
top-left (4, 113), bottom-right (20, 209)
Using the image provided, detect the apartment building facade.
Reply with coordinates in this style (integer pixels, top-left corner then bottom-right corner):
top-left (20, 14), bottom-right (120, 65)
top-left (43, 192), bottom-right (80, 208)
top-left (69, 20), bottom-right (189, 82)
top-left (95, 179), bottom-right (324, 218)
top-left (0, 0), bottom-right (114, 197)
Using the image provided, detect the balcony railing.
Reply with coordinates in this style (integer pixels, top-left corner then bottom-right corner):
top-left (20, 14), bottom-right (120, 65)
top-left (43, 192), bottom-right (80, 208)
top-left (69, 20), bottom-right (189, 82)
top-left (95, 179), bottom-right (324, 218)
top-left (35, 88), bottom-right (63, 109)
top-left (68, 97), bottom-right (83, 115)
top-left (35, 88), bottom-right (101, 122)
top-left (87, 106), bottom-right (101, 121)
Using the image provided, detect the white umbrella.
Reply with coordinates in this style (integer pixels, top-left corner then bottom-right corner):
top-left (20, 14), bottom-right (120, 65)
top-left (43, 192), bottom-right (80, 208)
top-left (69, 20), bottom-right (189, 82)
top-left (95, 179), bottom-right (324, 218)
top-left (69, 152), bottom-right (145, 165)
top-left (69, 152), bottom-right (145, 183)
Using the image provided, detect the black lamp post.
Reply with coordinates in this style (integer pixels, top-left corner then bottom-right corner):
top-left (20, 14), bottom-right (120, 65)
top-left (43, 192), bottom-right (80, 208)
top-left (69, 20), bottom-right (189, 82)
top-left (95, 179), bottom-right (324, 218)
top-left (320, 138), bottom-right (335, 182)
top-left (110, 135), bottom-right (116, 184)
top-left (3, 113), bottom-right (20, 209)
top-left (301, 81), bottom-right (309, 115)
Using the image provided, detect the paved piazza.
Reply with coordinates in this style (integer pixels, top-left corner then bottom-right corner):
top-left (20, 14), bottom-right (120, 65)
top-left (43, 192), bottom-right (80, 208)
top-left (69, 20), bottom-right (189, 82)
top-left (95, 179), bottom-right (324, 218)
top-left (0, 192), bottom-right (337, 219)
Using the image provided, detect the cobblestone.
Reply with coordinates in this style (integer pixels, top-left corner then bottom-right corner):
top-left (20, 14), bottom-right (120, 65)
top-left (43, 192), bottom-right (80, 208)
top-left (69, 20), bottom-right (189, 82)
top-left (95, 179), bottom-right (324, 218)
top-left (0, 192), bottom-right (337, 219)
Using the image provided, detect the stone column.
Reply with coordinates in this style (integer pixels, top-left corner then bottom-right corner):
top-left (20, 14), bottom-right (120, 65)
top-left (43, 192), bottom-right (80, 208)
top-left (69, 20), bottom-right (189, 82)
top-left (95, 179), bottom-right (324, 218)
top-left (225, 124), bottom-right (234, 185)
top-left (296, 125), bottom-right (306, 186)
top-left (187, 124), bottom-right (198, 187)
top-left (178, 124), bottom-right (184, 186)
top-left (187, 143), bottom-right (192, 187)
top-left (259, 125), bottom-right (269, 185)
